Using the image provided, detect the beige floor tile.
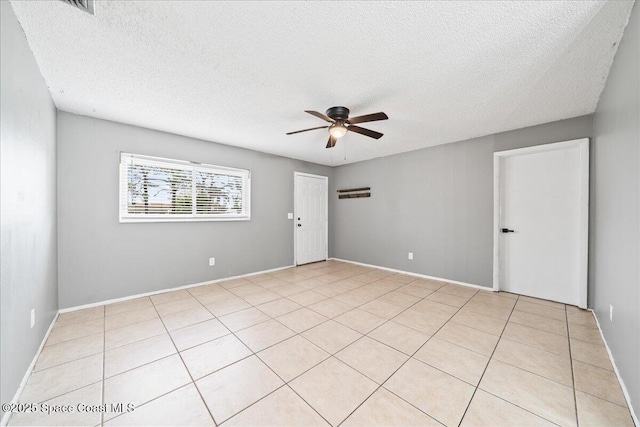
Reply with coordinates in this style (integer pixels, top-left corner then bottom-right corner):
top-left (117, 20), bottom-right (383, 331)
top-left (438, 284), bottom-right (478, 298)
top-left (377, 291), bottom-right (420, 308)
top-left (568, 322), bottom-right (603, 345)
top-left (256, 298), bottom-right (301, 317)
top-left (566, 309), bottom-right (597, 328)
top-left (105, 306), bottom-right (159, 330)
top-left (519, 295), bottom-right (566, 310)
top-left (493, 338), bottom-right (572, 386)
top-left (573, 360), bottom-right (627, 406)
top-left (46, 318), bottom-right (104, 346)
top-left (471, 292), bottom-right (518, 308)
top-left (334, 309), bottom-right (386, 334)
top-left (35, 332), bottom-right (103, 371)
top-left (236, 319), bottom-right (296, 352)
top-left (336, 337), bottom-right (408, 384)
top-left (104, 333), bottom-right (176, 378)
top-left (229, 283), bottom-right (264, 297)
top-left (397, 283), bottom-right (440, 298)
top-left (289, 357), bottom-right (378, 426)
top-left (575, 390), bottom-right (634, 427)
top-left (462, 300), bottom-right (513, 320)
top-left (205, 297), bottom-right (251, 316)
top-left (412, 299), bottom-right (459, 319)
top-left (196, 355), bottom-right (284, 423)
top-left (502, 322), bottom-right (570, 356)
top-left (342, 388), bottom-right (441, 427)
top-left (302, 320), bottom-right (363, 354)
top-left (287, 290), bottom-right (327, 306)
top-left (224, 386), bottom-right (329, 426)
top-left (219, 307), bottom-right (271, 332)
top-left (515, 300), bottom-right (566, 321)
top-left (509, 309), bottom-right (568, 336)
top-left (195, 289), bottom-right (236, 305)
top-left (358, 299), bottom-right (405, 319)
top-left (187, 282), bottom-right (225, 296)
top-left (105, 318), bottom-right (166, 350)
top-left (103, 354), bottom-right (191, 420)
top-left (309, 299), bottom-right (354, 318)
top-left (570, 338), bottom-right (612, 370)
top-left (19, 354), bottom-right (103, 403)
top-left (243, 290), bottom-right (281, 305)
top-left (271, 283), bottom-right (307, 297)
top-left (219, 278), bottom-right (253, 289)
top-left (277, 308), bottom-right (328, 333)
top-left (160, 305), bottom-right (214, 331)
top-left (367, 321), bottom-right (430, 355)
top-left (332, 290), bottom-right (376, 306)
top-left (258, 335), bottom-right (329, 382)
top-left (450, 309), bottom-right (506, 336)
top-left (385, 358), bottom-right (475, 427)
top-left (154, 297), bottom-right (200, 317)
top-left (105, 384), bottom-right (214, 426)
top-left (56, 306), bottom-right (104, 325)
top-left (106, 297), bottom-right (154, 316)
top-left (393, 308), bottom-right (447, 335)
top-left (479, 359), bottom-right (576, 427)
top-left (425, 291), bottom-right (470, 307)
top-left (9, 383), bottom-right (102, 427)
top-left (170, 318), bottom-right (230, 351)
top-left (414, 337), bottom-right (489, 385)
top-left (461, 389), bottom-right (556, 427)
top-left (181, 334), bottom-right (252, 379)
top-left (435, 322), bottom-right (499, 356)
top-left (150, 289), bottom-right (193, 305)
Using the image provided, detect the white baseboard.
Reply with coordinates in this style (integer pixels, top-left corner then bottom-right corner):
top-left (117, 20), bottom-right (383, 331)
top-left (330, 258), bottom-right (492, 291)
top-left (1, 312), bottom-right (59, 427)
top-left (58, 264), bottom-right (295, 314)
top-left (589, 309), bottom-right (639, 426)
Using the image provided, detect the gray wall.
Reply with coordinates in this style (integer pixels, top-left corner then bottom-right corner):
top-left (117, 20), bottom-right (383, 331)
top-left (57, 112), bottom-right (332, 308)
top-left (0, 1), bottom-right (58, 415)
top-left (591, 1), bottom-right (639, 414)
top-left (330, 115), bottom-right (593, 287)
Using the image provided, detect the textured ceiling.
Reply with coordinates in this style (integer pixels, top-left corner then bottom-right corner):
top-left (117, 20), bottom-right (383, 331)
top-left (10, 1), bottom-right (634, 166)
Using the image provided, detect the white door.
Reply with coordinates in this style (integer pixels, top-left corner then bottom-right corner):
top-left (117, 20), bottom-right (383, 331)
top-left (495, 139), bottom-right (589, 307)
top-left (295, 173), bottom-right (328, 265)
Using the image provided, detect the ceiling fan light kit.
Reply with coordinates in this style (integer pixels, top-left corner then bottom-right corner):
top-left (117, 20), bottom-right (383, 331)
top-left (287, 106), bottom-right (388, 149)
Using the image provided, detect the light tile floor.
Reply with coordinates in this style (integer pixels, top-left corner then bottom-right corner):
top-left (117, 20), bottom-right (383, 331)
top-left (8, 261), bottom-right (635, 427)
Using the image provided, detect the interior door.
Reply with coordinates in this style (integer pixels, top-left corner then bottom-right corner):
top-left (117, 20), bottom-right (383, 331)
top-left (498, 141), bottom-right (588, 306)
top-left (295, 173), bottom-right (327, 265)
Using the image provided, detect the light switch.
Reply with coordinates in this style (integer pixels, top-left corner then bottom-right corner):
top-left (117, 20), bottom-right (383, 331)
top-left (287, 213), bottom-right (293, 219)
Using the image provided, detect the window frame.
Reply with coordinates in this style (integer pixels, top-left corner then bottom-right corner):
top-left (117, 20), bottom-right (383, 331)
top-left (119, 152), bottom-right (251, 223)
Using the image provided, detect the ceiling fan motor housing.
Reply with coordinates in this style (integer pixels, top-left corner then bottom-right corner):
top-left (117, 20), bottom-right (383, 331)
top-left (326, 106), bottom-right (350, 121)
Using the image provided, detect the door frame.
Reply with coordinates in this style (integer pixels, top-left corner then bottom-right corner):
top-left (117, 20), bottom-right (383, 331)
top-left (293, 172), bottom-right (329, 266)
top-left (492, 138), bottom-right (589, 308)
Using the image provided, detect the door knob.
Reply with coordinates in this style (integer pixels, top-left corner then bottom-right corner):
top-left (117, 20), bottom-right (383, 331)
top-left (297, 224), bottom-right (302, 227)
top-left (501, 228), bottom-right (515, 233)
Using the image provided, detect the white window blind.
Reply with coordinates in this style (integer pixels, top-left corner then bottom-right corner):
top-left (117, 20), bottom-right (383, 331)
top-left (119, 153), bottom-right (251, 222)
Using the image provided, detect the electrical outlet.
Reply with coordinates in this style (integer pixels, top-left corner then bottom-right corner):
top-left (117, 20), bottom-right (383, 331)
top-left (30, 309), bottom-right (35, 329)
top-left (209, 257), bottom-right (216, 266)
top-left (408, 252), bottom-right (413, 260)
top-left (610, 304), bottom-right (613, 322)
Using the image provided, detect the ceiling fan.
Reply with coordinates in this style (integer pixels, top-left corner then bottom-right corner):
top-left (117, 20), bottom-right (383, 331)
top-left (286, 106), bottom-right (388, 148)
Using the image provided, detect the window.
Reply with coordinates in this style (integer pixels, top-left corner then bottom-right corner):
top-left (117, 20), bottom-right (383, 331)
top-left (119, 153), bottom-right (251, 222)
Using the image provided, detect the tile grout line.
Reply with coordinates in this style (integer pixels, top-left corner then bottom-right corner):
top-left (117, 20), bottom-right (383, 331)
top-left (149, 295), bottom-right (220, 427)
top-left (455, 294), bottom-right (521, 427)
top-left (335, 288), bottom-right (483, 427)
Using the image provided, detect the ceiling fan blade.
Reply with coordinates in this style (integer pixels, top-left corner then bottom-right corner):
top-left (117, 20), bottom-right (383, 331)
top-left (347, 112), bottom-right (388, 125)
top-left (305, 110), bottom-right (335, 123)
top-left (326, 135), bottom-right (337, 148)
top-left (348, 125), bottom-right (383, 139)
top-left (286, 125), bottom-right (329, 135)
